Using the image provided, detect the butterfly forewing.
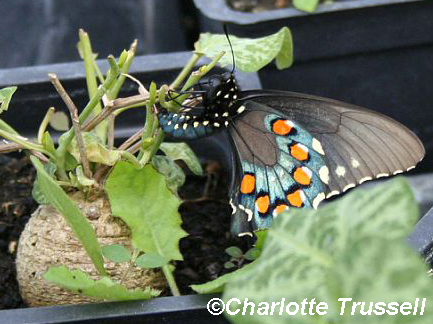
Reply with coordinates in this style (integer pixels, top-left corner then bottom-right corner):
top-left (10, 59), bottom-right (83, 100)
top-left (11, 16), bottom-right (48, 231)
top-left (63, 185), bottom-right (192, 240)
top-left (227, 90), bottom-right (424, 234)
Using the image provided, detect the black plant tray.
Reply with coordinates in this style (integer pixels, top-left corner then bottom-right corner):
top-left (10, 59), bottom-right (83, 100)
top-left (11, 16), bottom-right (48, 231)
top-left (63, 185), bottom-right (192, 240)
top-left (0, 294), bottom-right (230, 324)
top-left (193, 0), bottom-right (433, 63)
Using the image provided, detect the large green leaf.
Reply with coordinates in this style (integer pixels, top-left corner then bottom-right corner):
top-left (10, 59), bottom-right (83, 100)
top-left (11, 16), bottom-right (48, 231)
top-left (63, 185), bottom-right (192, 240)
top-left (222, 178), bottom-right (430, 323)
top-left (195, 27), bottom-right (293, 72)
top-left (32, 161), bottom-right (57, 204)
top-left (30, 156), bottom-right (106, 276)
top-left (44, 266), bottom-right (159, 301)
top-left (159, 142), bottom-right (203, 176)
top-left (0, 86), bottom-right (17, 114)
top-left (105, 162), bottom-right (187, 261)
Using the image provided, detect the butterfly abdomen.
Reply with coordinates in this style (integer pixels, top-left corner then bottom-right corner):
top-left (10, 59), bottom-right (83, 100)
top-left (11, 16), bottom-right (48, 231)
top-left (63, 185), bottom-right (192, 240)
top-left (158, 112), bottom-right (215, 140)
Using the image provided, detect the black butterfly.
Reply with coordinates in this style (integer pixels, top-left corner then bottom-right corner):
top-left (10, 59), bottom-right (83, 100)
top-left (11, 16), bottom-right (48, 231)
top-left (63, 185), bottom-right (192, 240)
top-left (158, 72), bottom-right (425, 237)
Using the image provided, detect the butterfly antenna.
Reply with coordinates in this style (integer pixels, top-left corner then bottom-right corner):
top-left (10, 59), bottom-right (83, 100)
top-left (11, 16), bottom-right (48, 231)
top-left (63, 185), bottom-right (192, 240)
top-left (223, 24), bottom-right (236, 73)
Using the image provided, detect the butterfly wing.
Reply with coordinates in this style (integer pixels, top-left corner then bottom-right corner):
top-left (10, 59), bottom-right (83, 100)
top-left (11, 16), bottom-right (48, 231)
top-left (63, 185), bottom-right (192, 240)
top-left (228, 90), bottom-right (425, 235)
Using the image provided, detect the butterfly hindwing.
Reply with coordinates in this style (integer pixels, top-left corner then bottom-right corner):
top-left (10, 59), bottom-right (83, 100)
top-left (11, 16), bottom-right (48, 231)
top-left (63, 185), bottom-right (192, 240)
top-left (228, 104), bottom-right (328, 234)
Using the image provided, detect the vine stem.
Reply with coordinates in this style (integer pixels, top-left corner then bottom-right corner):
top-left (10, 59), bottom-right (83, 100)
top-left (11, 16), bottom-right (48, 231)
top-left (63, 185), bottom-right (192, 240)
top-left (49, 73), bottom-right (92, 178)
top-left (169, 52), bottom-right (203, 90)
top-left (37, 107), bottom-right (55, 143)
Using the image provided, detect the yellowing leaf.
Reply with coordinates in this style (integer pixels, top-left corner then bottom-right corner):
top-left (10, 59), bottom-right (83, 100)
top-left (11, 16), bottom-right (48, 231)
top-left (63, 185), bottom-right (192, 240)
top-left (69, 132), bottom-right (120, 165)
top-left (49, 111), bottom-right (70, 131)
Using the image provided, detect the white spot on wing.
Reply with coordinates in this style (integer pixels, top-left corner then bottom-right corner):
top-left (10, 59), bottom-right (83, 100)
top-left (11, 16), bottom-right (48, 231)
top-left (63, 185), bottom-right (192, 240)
top-left (229, 199), bottom-right (237, 215)
top-left (343, 183), bottom-right (356, 192)
top-left (376, 173), bottom-right (389, 178)
top-left (319, 166), bottom-right (330, 184)
top-left (313, 192), bottom-right (325, 209)
top-left (393, 170), bottom-right (403, 175)
top-left (336, 166), bottom-right (346, 177)
top-left (326, 190), bottom-right (340, 198)
top-left (237, 105), bottom-right (245, 114)
top-left (245, 209), bottom-right (253, 222)
top-left (312, 138), bottom-right (325, 155)
top-left (238, 232), bottom-right (253, 237)
top-left (359, 176), bottom-right (372, 184)
top-left (351, 158), bottom-right (360, 168)
top-left (407, 166), bottom-right (415, 171)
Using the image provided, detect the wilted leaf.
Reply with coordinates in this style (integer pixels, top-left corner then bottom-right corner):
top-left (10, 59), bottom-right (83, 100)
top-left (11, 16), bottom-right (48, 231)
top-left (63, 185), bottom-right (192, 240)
top-left (69, 132), bottom-right (121, 165)
top-left (44, 266), bottom-right (159, 301)
top-left (135, 253), bottom-right (169, 269)
top-left (75, 165), bottom-right (96, 187)
top-left (30, 156), bottom-right (106, 276)
top-left (222, 178), bottom-right (429, 323)
top-left (105, 162), bottom-right (187, 261)
top-left (195, 27), bottom-right (293, 72)
top-left (152, 155), bottom-right (185, 193)
top-left (0, 86), bottom-right (17, 113)
top-left (159, 142), bottom-right (203, 176)
top-left (293, 0), bottom-right (320, 12)
top-left (102, 244), bottom-right (131, 263)
top-left (49, 111), bottom-right (70, 131)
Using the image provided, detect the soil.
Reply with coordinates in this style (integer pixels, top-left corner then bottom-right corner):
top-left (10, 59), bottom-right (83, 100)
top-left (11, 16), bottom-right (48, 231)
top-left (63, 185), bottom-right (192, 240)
top-left (227, 0), bottom-right (330, 12)
top-left (0, 155), bottom-right (252, 309)
top-left (0, 155), bottom-right (37, 310)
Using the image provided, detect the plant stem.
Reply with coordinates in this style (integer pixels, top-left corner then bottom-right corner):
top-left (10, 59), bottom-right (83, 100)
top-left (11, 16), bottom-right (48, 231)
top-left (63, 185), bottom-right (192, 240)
top-left (162, 264), bottom-right (180, 296)
top-left (0, 119), bottom-right (19, 135)
top-left (37, 107), bottom-right (55, 143)
top-left (79, 29), bottom-right (106, 143)
top-left (169, 52), bottom-right (203, 90)
top-left (0, 128), bottom-right (51, 156)
top-left (49, 74), bottom-right (92, 179)
top-left (55, 56), bottom-right (119, 176)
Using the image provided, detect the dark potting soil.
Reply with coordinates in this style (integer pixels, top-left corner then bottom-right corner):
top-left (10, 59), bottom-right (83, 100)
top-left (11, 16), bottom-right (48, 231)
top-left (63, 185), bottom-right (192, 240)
top-left (227, 0), bottom-right (330, 12)
top-left (0, 155), bottom-right (251, 309)
top-left (0, 155), bottom-right (37, 310)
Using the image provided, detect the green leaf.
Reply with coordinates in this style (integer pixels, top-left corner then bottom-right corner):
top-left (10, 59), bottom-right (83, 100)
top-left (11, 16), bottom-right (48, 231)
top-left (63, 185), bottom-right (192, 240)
top-left (195, 27), bottom-right (293, 72)
top-left (75, 165), bottom-right (96, 187)
top-left (44, 266), bottom-right (159, 301)
top-left (152, 155), bottom-right (186, 193)
top-left (32, 161), bottom-right (57, 204)
top-left (105, 162), bottom-right (187, 261)
top-left (159, 142), bottom-right (203, 176)
top-left (222, 178), bottom-right (429, 323)
top-left (225, 246), bottom-right (243, 258)
top-left (135, 253), bottom-right (169, 269)
top-left (191, 262), bottom-right (256, 294)
top-left (0, 86), bottom-right (17, 114)
top-left (293, 0), bottom-right (320, 12)
top-left (224, 261), bottom-right (236, 269)
top-left (30, 156), bottom-right (107, 276)
top-left (69, 132), bottom-right (121, 166)
top-left (254, 229), bottom-right (267, 251)
top-left (41, 131), bottom-right (55, 153)
top-left (244, 248), bottom-right (260, 261)
top-left (49, 111), bottom-right (70, 131)
top-left (102, 244), bottom-right (131, 263)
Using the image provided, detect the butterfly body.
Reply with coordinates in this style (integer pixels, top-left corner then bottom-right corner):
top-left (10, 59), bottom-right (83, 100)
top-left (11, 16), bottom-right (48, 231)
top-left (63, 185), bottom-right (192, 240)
top-left (158, 73), bottom-right (425, 236)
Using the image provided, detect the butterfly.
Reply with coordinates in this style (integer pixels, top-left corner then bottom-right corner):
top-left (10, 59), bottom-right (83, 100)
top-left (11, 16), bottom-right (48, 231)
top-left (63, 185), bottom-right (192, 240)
top-left (158, 72), bottom-right (425, 237)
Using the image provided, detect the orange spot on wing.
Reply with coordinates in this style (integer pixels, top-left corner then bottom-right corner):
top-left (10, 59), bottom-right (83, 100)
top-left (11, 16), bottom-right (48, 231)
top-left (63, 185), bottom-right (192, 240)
top-left (256, 195), bottom-right (270, 214)
top-left (272, 119), bottom-right (293, 135)
top-left (293, 167), bottom-right (311, 186)
top-left (290, 144), bottom-right (309, 161)
top-left (287, 189), bottom-right (304, 207)
top-left (274, 204), bottom-right (289, 215)
top-left (241, 174), bottom-right (255, 194)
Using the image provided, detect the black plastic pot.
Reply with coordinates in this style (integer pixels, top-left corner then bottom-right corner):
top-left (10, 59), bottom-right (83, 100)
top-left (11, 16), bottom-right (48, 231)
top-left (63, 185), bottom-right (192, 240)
top-left (193, 0), bottom-right (433, 171)
top-left (0, 0), bottom-right (192, 69)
